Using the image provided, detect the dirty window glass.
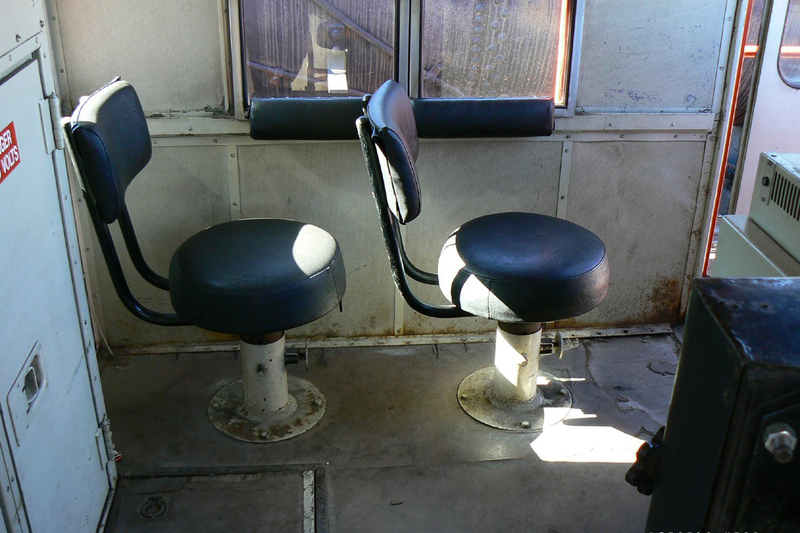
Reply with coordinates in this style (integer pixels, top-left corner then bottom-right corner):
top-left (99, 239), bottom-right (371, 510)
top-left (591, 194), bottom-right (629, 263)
top-left (241, 0), bottom-right (395, 98)
top-left (421, 0), bottom-right (572, 104)
top-left (779, 0), bottom-right (800, 88)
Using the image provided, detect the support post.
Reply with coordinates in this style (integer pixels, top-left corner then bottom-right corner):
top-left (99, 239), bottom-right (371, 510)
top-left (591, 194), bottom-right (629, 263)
top-left (493, 323), bottom-right (542, 403)
top-left (208, 332), bottom-right (326, 443)
top-left (457, 322), bottom-right (572, 431)
top-left (240, 333), bottom-right (293, 419)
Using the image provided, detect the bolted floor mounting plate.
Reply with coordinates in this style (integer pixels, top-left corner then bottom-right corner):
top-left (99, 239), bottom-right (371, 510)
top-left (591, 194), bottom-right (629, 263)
top-left (457, 368), bottom-right (572, 431)
top-left (208, 376), bottom-right (325, 443)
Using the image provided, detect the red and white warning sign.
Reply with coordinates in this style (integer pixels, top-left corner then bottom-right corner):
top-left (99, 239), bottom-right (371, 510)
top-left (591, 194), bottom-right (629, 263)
top-left (0, 122), bottom-right (21, 185)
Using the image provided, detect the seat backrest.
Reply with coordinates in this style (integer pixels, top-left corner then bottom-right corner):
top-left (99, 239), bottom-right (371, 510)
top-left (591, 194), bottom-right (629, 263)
top-left (69, 79), bottom-right (152, 223)
top-left (365, 80), bottom-right (422, 224)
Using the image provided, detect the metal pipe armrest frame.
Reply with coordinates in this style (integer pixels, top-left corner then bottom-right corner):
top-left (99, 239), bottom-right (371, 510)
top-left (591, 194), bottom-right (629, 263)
top-left (356, 115), bottom-right (469, 319)
top-left (394, 224), bottom-right (439, 285)
top-left (61, 119), bottom-right (189, 326)
top-left (117, 205), bottom-right (170, 290)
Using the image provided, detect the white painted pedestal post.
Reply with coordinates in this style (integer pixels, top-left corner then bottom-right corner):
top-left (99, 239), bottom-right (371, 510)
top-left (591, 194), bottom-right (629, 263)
top-left (208, 333), bottom-right (326, 443)
top-left (458, 323), bottom-right (572, 431)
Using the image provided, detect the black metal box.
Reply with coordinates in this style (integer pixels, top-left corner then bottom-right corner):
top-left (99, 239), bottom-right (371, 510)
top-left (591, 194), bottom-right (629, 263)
top-left (646, 277), bottom-right (800, 532)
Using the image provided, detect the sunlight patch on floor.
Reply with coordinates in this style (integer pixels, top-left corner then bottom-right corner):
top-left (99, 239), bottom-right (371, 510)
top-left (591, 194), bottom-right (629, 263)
top-left (531, 408), bottom-right (645, 464)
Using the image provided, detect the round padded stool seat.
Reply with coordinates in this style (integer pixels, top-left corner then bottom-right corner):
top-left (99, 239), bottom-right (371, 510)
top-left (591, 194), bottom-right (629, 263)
top-left (438, 212), bottom-right (609, 323)
top-left (169, 219), bottom-right (346, 334)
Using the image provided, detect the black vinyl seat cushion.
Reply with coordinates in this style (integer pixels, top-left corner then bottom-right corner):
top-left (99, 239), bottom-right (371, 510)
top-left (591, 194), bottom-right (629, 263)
top-left (169, 219), bottom-right (346, 335)
top-left (437, 213), bottom-right (609, 323)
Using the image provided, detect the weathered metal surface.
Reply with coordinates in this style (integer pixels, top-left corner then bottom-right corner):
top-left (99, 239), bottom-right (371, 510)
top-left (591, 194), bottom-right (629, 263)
top-left (457, 369), bottom-right (572, 431)
top-left (578, 0), bottom-right (727, 111)
top-left (208, 376), bottom-right (326, 443)
top-left (56, 0), bottom-right (225, 113)
top-left (562, 141), bottom-right (704, 327)
top-left (645, 277), bottom-right (800, 532)
top-left (0, 60), bottom-right (112, 532)
top-left (106, 472), bottom-right (307, 532)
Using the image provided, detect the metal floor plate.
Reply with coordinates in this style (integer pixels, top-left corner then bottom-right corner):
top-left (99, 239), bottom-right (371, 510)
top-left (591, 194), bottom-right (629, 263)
top-left (106, 470), bottom-right (317, 532)
top-left (100, 335), bottom-right (680, 532)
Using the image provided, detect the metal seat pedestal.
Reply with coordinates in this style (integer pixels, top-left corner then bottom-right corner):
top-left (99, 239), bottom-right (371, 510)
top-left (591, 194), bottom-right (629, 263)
top-left (208, 333), bottom-right (325, 443)
top-left (457, 323), bottom-right (572, 432)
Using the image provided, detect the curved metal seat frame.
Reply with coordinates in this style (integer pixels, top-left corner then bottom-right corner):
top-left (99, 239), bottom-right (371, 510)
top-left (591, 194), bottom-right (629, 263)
top-left (357, 96), bottom-right (574, 432)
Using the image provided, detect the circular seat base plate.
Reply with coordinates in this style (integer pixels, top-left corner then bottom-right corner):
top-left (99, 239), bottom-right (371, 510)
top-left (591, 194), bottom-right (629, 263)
top-left (457, 368), bottom-right (572, 431)
top-left (208, 376), bottom-right (325, 443)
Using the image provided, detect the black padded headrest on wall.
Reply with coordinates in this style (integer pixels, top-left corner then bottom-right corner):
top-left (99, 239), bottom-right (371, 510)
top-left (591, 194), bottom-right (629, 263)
top-left (249, 95), bottom-right (556, 141)
top-left (70, 79), bottom-right (152, 224)
top-left (249, 97), bottom-right (364, 140)
top-left (412, 98), bottom-right (555, 138)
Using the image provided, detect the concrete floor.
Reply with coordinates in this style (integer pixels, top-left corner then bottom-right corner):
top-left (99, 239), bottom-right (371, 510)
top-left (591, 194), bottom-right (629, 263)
top-left (101, 334), bottom-right (679, 533)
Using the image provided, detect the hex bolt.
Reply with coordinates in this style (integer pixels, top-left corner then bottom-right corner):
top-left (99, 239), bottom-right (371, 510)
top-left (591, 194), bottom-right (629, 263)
top-left (521, 421), bottom-right (531, 429)
top-left (764, 423), bottom-right (797, 464)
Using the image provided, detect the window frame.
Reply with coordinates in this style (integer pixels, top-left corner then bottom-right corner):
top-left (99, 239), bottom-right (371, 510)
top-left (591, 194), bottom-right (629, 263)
top-left (778, 0), bottom-right (800, 89)
top-left (229, 0), bottom-right (582, 120)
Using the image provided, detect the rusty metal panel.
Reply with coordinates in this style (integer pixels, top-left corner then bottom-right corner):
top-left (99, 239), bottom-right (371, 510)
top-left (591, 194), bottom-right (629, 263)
top-left (577, 0), bottom-right (728, 111)
top-left (563, 141), bottom-right (704, 327)
top-left (55, 0), bottom-right (225, 114)
top-left (238, 143), bottom-right (396, 339)
top-left (403, 140), bottom-right (562, 335)
top-left (95, 146), bottom-right (231, 347)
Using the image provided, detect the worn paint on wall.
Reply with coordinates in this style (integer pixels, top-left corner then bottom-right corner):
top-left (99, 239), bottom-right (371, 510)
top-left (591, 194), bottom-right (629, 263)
top-left (578, 0), bottom-right (728, 110)
top-left (55, 0), bottom-right (225, 113)
top-left (559, 141), bottom-right (705, 328)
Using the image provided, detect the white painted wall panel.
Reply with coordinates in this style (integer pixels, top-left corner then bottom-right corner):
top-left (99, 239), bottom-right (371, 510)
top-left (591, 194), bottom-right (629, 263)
top-left (577, 0), bottom-right (728, 111)
top-left (563, 141), bottom-right (704, 327)
top-left (95, 146), bottom-right (231, 346)
top-left (403, 140), bottom-right (563, 334)
top-left (238, 143), bottom-right (397, 339)
top-left (55, 0), bottom-right (225, 114)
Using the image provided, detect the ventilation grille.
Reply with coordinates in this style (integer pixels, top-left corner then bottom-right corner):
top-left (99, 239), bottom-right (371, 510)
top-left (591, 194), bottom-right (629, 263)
top-left (769, 171), bottom-right (800, 220)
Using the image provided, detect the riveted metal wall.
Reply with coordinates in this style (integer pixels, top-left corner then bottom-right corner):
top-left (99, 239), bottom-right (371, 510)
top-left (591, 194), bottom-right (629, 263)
top-left (560, 141), bottom-right (706, 327)
top-left (54, 0), bottom-right (737, 348)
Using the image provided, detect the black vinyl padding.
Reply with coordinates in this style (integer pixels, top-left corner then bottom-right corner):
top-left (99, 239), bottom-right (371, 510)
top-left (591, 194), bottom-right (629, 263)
top-left (365, 81), bottom-right (422, 224)
top-left (249, 93), bottom-right (555, 141)
top-left (70, 80), bottom-right (152, 223)
top-left (169, 219), bottom-right (346, 335)
top-left (438, 213), bottom-right (609, 323)
top-left (249, 97), bottom-right (364, 140)
top-left (412, 98), bottom-right (554, 138)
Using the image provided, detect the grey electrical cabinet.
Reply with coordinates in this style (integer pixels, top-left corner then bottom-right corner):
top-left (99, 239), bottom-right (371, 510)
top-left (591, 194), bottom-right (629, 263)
top-left (0, 6), bottom-right (115, 532)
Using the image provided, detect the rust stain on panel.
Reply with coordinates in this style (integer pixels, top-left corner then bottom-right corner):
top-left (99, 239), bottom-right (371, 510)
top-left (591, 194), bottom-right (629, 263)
top-left (556, 277), bottom-right (682, 328)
